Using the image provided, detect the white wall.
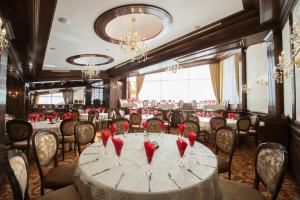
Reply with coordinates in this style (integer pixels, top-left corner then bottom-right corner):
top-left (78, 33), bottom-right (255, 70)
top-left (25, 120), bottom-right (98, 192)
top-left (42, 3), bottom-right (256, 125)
top-left (246, 43), bottom-right (269, 113)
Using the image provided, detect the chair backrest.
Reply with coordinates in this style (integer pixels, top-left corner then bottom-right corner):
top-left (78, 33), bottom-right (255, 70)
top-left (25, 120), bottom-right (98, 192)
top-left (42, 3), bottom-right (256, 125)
top-left (60, 118), bottom-right (78, 136)
top-left (118, 109), bottom-right (125, 118)
top-left (170, 111), bottom-right (183, 127)
top-left (182, 120), bottom-right (200, 137)
top-left (88, 111), bottom-right (99, 123)
top-left (215, 126), bottom-right (236, 155)
top-left (113, 118), bottom-right (131, 134)
top-left (75, 121), bottom-right (96, 153)
top-left (209, 117), bottom-right (226, 131)
top-left (72, 109), bottom-right (80, 121)
top-left (5, 113), bottom-right (15, 124)
top-left (188, 115), bottom-right (199, 124)
top-left (154, 113), bottom-right (164, 121)
top-left (237, 116), bottom-right (251, 132)
top-left (6, 119), bottom-right (33, 143)
top-left (254, 143), bottom-right (288, 200)
top-left (146, 118), bottom-right (164, 133)
top-left (250, 115), bottom-right (258, 127)
top-left (107, 109), bottom-right (116, 120)
top-left (2, 149), bottom-right (29, 200)
top-left (130, 113), bottom-right (142, 126)
top-left (143, 100), bottom-right (149, 108)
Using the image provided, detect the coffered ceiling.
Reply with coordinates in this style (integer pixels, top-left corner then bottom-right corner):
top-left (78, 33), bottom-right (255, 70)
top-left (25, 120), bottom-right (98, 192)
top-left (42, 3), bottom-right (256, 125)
top-left (43, 0), bottom-right (243, 71)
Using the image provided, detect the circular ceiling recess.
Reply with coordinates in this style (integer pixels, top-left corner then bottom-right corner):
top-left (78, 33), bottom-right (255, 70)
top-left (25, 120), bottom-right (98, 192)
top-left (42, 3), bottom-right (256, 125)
top-left (94, 4), bottom-right (173, 44)
top-left (66, 54), bottom-right (114, 66)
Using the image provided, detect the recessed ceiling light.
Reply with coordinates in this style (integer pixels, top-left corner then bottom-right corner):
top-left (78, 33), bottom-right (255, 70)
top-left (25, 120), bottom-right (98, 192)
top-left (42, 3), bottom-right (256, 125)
top-left (44, 64), bottom-right (56, 68)
top-left (58, 17), bottom-right (71, 24)
top-left (50, 47), bottom-right (56, 50)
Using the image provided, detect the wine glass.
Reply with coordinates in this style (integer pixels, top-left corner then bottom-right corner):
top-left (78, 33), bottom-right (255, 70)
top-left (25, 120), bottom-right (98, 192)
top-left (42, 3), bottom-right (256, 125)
top-left (101, 131), bottom-right (110, 155)
top-left (144, 141), bottom-right (156, 176)
top-left (159, 122), bottom-right (165, 138)
top-left (176, 138), bottom-right (188, 168)
top-left (178, 124), bottom-right (186, 138)
top-left (112, 137), bottom-right (124, 167)
top-left (187, 132), bottom-right (197, 155)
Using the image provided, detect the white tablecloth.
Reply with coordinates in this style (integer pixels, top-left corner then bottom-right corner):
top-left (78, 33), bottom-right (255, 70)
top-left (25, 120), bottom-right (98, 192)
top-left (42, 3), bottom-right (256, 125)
top-left (157, 103), bottom-right (178, 110)
top-left (31, 120), bottom-right (61, 135)
top-left (199, 117), bottom-right (237, 132)
top-left (75, 133), bottom-right (221, 200)
top-left (80, 113), bottom-right (108, 121)
top-left (124, 114), bottom-right (154, 122)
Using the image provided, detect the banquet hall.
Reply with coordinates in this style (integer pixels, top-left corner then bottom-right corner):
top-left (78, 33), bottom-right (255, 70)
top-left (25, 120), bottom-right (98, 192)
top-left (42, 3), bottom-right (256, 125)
top-left (0, 0), bottom-right (300, 199)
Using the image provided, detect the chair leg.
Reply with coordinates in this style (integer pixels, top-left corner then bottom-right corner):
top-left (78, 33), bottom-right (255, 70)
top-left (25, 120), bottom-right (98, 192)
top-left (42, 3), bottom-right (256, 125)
top-left (41, 185), bottom-right (44, 196)
top-left (74, 143), bottom-right (77, 156)
top-left (228, 171), bottom-right (232, 180)
top-left (62, 143), bottom-right (65, 161)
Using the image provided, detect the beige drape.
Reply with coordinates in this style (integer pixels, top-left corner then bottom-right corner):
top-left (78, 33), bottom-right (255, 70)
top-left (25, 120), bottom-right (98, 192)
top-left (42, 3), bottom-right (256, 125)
top-left (33, 94), bottom-right (40, 105)
top-left (209, 62), bottom-right (223, 103)
top-left (234, 53), bottom-right (240, 97)
top-left (136, 75), bottom-right (145, 100)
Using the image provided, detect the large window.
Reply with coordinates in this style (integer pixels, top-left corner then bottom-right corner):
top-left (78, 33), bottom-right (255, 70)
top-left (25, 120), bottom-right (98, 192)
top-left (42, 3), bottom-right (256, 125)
top-left (38, 93), bottom-right (65, 104)
top-left (91, 81), bottom-right (104, 104)
top-left (129, 65), bottom-right (215, 102)
top-left (222, 56), bottom-right (239, 104)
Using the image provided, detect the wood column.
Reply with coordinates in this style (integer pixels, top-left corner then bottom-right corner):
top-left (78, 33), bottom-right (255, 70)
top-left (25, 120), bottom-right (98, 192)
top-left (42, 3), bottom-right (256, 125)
top-left (85, 83), bottom-right (92, 107)
top-left (241, 48), bottom-right (247, 112)
top-left (109, 79), bottom-right (118, 109)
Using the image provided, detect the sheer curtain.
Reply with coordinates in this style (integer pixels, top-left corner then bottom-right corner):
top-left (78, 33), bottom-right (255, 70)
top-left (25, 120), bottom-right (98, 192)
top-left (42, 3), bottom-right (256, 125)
top-left (222, 56), bottom-right (239, 104)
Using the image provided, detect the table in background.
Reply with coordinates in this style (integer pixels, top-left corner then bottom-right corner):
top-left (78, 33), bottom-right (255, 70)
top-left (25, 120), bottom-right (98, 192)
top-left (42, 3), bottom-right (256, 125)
top-left (75, 133), bottom-right (221, 200)
top-left (198, 117), bottom-right (237, 132)
top-left (80, 113), bottom-right (108, 121)
top-left (124, 114), bottom-right (154, 122)
top-left (31, 120), bottom-right (61, 135)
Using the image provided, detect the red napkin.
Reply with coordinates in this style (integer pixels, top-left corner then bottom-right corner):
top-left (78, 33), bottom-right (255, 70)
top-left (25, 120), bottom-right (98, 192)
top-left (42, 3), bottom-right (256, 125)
top-left (110, 124), bottom-right (117, 136)
top-left (144, 141), bottom-right (156, 164)
top-left (48, 115), bottom-right (53, 123)
top-left (111, 137), bottom-right (124, 157)
top-left (178, 124), bottom-right (186, 135)
top-left (176, 138), bottom-right (188, 157)
top-left (187, 132), bottom-right (197, 147)
top-left (123, 121), bottom-right (130, 132)
top-left (141, 109), bottom-right (145, 115)
top-left (31, 114), bottom-right (37, 122)
top-left (85, 108), bottom-right (92, 113)
top-left (101, 130), bottom-right (110, 147)
top-left (39, 112), bottom-right (45, 120)
top-left (143, 121), bottom-right (148, 130)
top-left (159, 122), bottom-right (165, 131)
top-left (53, 112), bottom-right (59, 119)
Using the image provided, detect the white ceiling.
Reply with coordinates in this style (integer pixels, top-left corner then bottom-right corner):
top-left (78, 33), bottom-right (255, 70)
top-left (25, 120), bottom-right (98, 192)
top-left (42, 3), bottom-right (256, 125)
top-left (43, 0), bottom-right (243, 71)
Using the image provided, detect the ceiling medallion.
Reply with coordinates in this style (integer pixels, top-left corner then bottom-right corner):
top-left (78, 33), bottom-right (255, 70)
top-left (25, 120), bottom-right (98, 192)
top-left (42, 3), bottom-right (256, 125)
top-left (94, 4), bottom-right (172, 62)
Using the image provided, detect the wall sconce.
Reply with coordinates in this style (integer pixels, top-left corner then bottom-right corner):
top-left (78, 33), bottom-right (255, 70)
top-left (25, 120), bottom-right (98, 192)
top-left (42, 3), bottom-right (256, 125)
top-left (256, 78), bottom-right (268, 86)
top-left (8, 91), bottom-right (19, 98)
top-left (241, 84), bottom-right (250, 94)
top-left (0, 17), bottom-right (9, 54)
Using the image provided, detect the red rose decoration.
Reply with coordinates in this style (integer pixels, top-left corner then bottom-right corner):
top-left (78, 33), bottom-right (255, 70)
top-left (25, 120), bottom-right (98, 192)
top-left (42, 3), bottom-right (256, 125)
top-left (144, 141), bottom-right (156, 164)
top-left (101, 130), bottom-right (110, 147)
top-left (111, 137), bottom-right (124, 157)
top-left (176, 138), bottom-right (188, 157)
top-left (53, 112), bottom-right (59, 118)
top-left (48, 115), bottom-right (53, 123)
top-left (187, 132), bottom-right (197, 147)
top-left (143, 121), bottom-right (148, 130)
top-left (39, 112), bottom-right (45, 120)
top-left (123, 121), bottom-right (130, 132)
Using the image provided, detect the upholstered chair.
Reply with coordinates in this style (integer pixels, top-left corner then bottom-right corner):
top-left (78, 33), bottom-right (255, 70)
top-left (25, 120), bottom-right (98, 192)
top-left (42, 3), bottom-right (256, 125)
top-left (209, 117), bottom-right (226, 145)
top-left (154, 113), bottom-right (164, 121)
top-left (4, 149), bottom-right (81, 200)
top-left (181, 120), bottom-right (200, 138)
top-left (74, 121), bottom-right (96, 154)
top-left (219, 142), bottom-right (288, 200)
top-left (146, 118), bottom-right (165, 133)
top-left (32, 130), bottom-right (76, 196)
top-left (129, 113), bottom-right (142, 132)
top-left (188, 115), bottom-right (206, 142)
top-left (117, 109), bottom-right (125, 118)
top-left (237, 116), bottom-right (251, 144)
top-left (112, 118), bottom-right (132, 135)
top-left (215, 126), bottom-right (237, 179)
top-left (169, 111), bottom-right (184, 133)
top-left (6, 119), bottom-right (33, 158)
top-left (72, 110), bottom-right (80, 121)
top-left (88, 111), bottom-right (99, 124)
top-left (101, 109), bottom-right (115, 129)
top-left (59, 118), bottom-right (78, 160)
top-left (5, 113), bottom-right (15, 124)
top-left (249, 115), bottom-right (260, 145)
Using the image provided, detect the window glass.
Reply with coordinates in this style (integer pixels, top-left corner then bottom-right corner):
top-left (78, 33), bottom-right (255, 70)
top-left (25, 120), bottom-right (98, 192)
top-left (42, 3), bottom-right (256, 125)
top-left (38, 93), bottom-right (65, 104)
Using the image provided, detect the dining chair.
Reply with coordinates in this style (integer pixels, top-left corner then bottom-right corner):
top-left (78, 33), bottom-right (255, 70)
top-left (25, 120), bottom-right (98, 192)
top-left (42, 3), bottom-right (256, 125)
top-left (88, 111), bottom-right (99, 124)
top-left (154, 113), bottom-right (164, 121)
top-left (249, 115), bottom-right (261, 145)
top-left (169, 110), bottom-right (183, 133)
top-left (32, 130), bottom-right (76, 196)
top-left (72, 109), bottom-right (80, 121)
top-left (5, 113), bottom-right (15, 124)
top-left (3, 149), bottom-right (81, 200)
top-left (181, 120), bottom-right (200, 138)
top-left (237, 116), bottom-right (251, 145)
top-left (219, 142), bottom-right (288, 200)
top-left (113, 118), bottom-right (132, 134)
top-left (146, 118), bottom-right (164, 133)
top-left (188, 114), bottom-right (206, 143)
top-left (59, 118), bottom-right (78, 160)
top-left (74, 121), bottom-right (96, 154)
top-left (215, 126), bottom-right (237, 179)
top-left (101, 109), bottom-right (115, 129)
top-left (6, 119), bottom-right (33, 158)
top-left (209, 117), bottom-right (226, 145)
top-left (129, 113), bottom-right (142, 132)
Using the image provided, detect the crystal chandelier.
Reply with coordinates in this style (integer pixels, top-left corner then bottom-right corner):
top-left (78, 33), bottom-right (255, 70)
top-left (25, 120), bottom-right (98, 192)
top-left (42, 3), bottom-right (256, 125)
top-left (273, 24), bottom-right (300, 83)
top-left (165, 63), bottom-right (181, 73)
top-left (120, 17), bottom-right (148, 62)
top-left (81, 55), bottom-right (100, 79)
top-left (0, 17), bottom-right (9, 54)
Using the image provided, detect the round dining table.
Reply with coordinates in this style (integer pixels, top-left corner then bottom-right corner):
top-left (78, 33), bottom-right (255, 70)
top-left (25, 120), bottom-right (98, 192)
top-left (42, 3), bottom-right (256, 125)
top-left (124, 114), bottom-right (154, 122)
top-left (80, 113), bottom-right (108, 121)
top-left (198, 117), bottom-right (237, 131)
top-left (75, 133), bottom-right (221, 200)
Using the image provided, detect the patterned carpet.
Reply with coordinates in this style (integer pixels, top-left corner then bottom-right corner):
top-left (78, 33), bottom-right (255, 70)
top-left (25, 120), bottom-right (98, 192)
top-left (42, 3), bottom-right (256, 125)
top-left (1, 131), bottom-right (299, 200)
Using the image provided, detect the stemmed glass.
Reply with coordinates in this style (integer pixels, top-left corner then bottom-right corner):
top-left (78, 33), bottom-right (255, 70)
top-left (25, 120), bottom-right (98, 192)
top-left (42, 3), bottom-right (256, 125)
top-left (176, 138), bottom-right (188, 168)
top-left (48, 115), bottom-right (54, 125)
top-left (110, 124), bottom-right (117, 137)
top-left (187, 132), bottom-right (197, 155)
top-left (101, 130), bottom-right (110, 155)
top-left (159, 122), bottom-right (166, 138)
top-left (144, 141), bottom-right (156, 176)
top-left (178, 124), bottom-right (186, 138)
top-left (143, 122), bottom-right (149, 141)
top-left (112, 137), bottom-right (124, 167)
top-left (123, 121), bottom-right (130, 138)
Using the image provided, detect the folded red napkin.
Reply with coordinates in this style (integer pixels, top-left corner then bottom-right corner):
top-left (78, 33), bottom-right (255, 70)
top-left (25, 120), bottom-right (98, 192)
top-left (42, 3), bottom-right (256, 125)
top-left (123, 121), bottom-right (130, 132)
top-left (31, 114), bottom-right (37, 122)
top-left (159, 122), bottom-right (165, 131)
top-left (141, 109), bottom-right (145, 114)
top-left (143, 121), bottom-right (148, 130)
top-left (112, 137), bottom-right (124, 157)
top-left (144, 141), bottom-right (156, 164)
top-left (48, 115), bottom-right (53, 123)
top-left (101, 130), bottom-right (110, 147)
top-left (39, 112), bottom-right (45, 120)
top-left (110, 124), bottom-right (117, 136)
top-left (178, 124), bottom-right (186, 135)
top-left (187, 132), bottom-right (197, 147)
top-left (53, 112), bottom-right (59, 118)
top-left (176, 138), bottom-right (188, 157)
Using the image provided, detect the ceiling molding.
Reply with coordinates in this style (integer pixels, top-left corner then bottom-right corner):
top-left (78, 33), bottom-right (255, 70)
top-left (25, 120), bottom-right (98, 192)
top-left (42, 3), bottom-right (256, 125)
top-left (66, 54), bottom-right (114, 66)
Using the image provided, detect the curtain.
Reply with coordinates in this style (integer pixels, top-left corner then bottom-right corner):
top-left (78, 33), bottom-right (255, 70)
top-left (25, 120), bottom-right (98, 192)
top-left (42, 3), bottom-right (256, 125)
top-left (136, 75), bottom-right (145, 100)
top-left (33, 94), bottom-right (40, 105)
top-left (234, 53), bottom-right (240, 97)
top-left (209, 63), bottom-right (223, 103)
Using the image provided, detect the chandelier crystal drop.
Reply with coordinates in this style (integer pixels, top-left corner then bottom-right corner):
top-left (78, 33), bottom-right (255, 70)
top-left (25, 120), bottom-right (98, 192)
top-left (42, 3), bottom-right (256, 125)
top-left (0, 17), bottom-right (9, 54)
top-left (119, 17), bottom-right (148, 63)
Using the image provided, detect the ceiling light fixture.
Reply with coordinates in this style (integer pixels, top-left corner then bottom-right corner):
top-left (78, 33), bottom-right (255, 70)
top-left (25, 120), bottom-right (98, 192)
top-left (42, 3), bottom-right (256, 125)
top-left (120, 17), bottom-right (148, 62)
top-left (165, 63), bottom-right (181, 73)
top-left (81, 55), bottom-right (100, 80)
top-left (0, 17), bottom-right (9, 54)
